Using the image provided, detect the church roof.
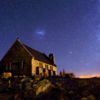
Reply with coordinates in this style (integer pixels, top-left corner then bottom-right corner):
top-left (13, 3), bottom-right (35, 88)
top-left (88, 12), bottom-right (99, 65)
top-left (1, 38), bottom-right (56, 66)
top-left (23, 44), bottom-right (56, 66)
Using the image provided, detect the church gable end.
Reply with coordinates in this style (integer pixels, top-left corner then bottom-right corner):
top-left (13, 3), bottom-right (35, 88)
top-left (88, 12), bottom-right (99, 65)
top-left (2, 39), bottom-right (32, 63)
top-left (1, 39), bottom-right (32, 76)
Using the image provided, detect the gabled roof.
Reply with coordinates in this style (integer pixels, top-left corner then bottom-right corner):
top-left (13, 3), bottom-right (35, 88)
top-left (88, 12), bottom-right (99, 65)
top-left (23, 44), bottom-right (56, 66)
top-left (1, 38), bottom-right (56, 66)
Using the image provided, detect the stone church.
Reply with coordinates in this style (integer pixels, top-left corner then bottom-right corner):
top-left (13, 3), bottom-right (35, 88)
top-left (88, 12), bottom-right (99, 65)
top-left (1, 38), bottom-right (57, 77)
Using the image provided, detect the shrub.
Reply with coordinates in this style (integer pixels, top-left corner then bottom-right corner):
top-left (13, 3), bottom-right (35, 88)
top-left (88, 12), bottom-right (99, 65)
top-left (65, 73), bottom-right (75, 78)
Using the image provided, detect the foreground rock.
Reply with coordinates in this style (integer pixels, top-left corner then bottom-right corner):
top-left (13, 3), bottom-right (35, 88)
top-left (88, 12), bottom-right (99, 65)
top-left (0, 77), bottom-right (100, 100)
top-left (33, 79), bottom-right (51, 96)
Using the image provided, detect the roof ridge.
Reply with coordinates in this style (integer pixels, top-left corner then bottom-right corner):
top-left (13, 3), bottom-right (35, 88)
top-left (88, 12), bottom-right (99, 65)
top-left (16, 40), bottom-right (33, 57)
top-left (21, 42), bottom-right (56, 66)
top-left (23, 44), bottom-right (46, 56)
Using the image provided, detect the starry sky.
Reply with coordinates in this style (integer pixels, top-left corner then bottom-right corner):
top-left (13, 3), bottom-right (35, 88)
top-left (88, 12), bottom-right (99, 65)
top-left (0, 0), bottom-right (100, 77)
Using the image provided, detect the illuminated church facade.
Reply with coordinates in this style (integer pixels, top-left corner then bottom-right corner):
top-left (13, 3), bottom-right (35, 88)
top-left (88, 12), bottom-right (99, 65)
top-left (1, 38), bottom-right (57, 77)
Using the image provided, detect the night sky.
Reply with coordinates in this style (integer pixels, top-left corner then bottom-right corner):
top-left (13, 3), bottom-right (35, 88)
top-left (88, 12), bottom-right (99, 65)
top-left (0, 0), bottom-right (100, 77)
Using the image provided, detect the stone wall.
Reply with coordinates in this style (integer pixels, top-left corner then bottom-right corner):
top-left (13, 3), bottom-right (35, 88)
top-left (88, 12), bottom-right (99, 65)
top-left (31, 58), bottom-right (57, 77)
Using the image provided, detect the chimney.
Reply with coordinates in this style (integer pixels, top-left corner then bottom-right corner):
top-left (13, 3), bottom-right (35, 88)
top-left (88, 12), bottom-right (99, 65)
top-left (49, 53), bottom-right (55, 64)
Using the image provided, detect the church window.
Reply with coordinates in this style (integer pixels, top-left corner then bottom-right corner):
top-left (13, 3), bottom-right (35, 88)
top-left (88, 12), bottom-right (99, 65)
top-left (36, 67), bottom-right (39, 75)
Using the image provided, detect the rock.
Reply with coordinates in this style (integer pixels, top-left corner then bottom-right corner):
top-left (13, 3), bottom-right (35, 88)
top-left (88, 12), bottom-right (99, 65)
top-left (33, 79), bottom-right (51, 96)
top-left (88, 95), bottom-right (96, 100)
top-left (24, 82), bottom-right (32, 90)
top-left (98, 96), bottom-right (100, 100)
top-left (20, 77), bottom-right (33, 83)
top-left (0, 94), bottom-right (11, 100)
top-left (81, 97), bottom-right (88, 100)
top-left (2, 72), bottom-right (12, 79)
top-left (19, 77), bottom-right (34, 90)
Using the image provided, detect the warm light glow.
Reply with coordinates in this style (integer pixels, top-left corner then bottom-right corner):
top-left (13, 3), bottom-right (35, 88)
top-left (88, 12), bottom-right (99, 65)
top-left (79, 74), bottom-right (100, 78)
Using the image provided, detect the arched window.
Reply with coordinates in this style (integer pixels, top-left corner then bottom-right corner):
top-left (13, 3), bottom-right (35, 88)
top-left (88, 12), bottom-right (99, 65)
top-left (48, 70), bottom-right (51, 77)
top-left (43, 68), bottom-right (46, 73)
top-left (53, 71), bottom-right (56, 76)
top-left (36, 67), bottom-right (39, 75)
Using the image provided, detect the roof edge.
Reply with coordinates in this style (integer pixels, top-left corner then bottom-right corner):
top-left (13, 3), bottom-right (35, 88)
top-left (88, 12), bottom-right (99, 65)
top-left (16, 38), bottom-right (34, 57)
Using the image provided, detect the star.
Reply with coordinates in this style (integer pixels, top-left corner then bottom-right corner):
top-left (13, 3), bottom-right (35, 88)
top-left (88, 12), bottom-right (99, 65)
top-left (69, 51), bottom-right (73, 55)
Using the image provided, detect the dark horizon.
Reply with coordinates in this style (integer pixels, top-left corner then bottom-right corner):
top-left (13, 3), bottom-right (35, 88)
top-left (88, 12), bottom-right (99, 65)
top-left (0, 0), bottom-right (100, 77)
